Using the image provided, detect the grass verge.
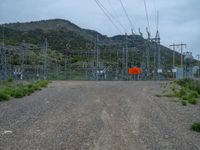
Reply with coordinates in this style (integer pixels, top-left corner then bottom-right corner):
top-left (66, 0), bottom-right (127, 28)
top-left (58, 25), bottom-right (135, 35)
top-left (173, 79), bottom-right (200, 105)
top-left (0, 80), bottom-right (49, 101)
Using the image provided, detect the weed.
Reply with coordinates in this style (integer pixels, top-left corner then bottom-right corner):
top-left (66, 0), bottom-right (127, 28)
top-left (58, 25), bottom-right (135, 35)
top-left (2, 87), bottom-right (15, 97)
top-left (181, 101), bottom-right (187, 106)
top-left (0, 80), bottom-right (49, 101)
top-left (7, 76), bottom-right (13, 82)
top-left (14, 88), bottom-right (26, 98)
top-left (188, 98), bottom-right (197, 105)
top-left (189, 91), bottom-right (199, 98)
top-left (0, 91), bottom-right (10, 101)
top-left (177, 88), bottom-right (187, 98)
top-left (182, 96), bottom-right (188, 101)
top-left (191, 123), bottom-right (200, 132)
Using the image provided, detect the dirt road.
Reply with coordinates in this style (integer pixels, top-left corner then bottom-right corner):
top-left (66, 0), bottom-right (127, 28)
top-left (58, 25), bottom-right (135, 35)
top-left (0, 81), bottom-right (200, 150)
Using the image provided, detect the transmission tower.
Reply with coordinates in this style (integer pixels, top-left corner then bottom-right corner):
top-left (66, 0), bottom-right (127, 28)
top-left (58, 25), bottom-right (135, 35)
top-left (95, 35), bottom-right (101, 80)
top-left (144, 28), bottom-right (151, 80)
top-left (155, 30), bottom-right (161, 80)
top-left (20, 41), bottom-right (27, 80)
top-left (43, 38), bottom-right (48, 80)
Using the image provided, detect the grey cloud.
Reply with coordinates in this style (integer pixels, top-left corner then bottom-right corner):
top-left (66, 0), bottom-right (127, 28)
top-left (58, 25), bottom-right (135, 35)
top-left (0, 0), bottom-right (199, 56)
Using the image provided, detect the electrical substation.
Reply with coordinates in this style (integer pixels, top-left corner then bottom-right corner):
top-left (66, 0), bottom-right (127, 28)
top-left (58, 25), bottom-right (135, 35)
top-left (0, 0), bottom-right (199, 81)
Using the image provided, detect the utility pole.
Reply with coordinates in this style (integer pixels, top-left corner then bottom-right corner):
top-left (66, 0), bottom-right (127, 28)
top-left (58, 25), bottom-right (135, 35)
top-left (125, 33), bottom-right (128, 79)
top-left (180, 44), bottom-right (187, 68)
top-left (169, 44), bottom-right (176, 78)
top-left (196, 54), bottom-right (200, 78)
top-left (169, 44), bottom-right (176, 68)
top-left (169, 43), bottom-right (187, 68)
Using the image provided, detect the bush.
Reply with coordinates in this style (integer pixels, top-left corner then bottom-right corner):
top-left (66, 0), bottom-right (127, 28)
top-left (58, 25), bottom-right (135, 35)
top-left (14, 88), bottom-right (26, 98)
top-left (182, 96), bottom-right (188, 101)
top-left (190, 91), bottom-right (199, 98)
top-left (191, 123), bottom-right (200, 132)
top-left (0, 91), bottom-right (10, 101)
top-left (7, 76), bottom-right (13, 82)
top-left (188, 98), bottom-right (197, 105)
top-left (2, 87), bottom-right (15, 97)
top-left (179, 88), bottom-right (187, 97)
top-left (0, 80), bottom-right (49, 101)
top-left (174, 79), bottom-right (200, 105)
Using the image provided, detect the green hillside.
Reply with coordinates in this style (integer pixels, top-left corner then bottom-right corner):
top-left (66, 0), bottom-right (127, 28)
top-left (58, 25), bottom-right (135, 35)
top-left (0, 19), bottom-right (197, 80)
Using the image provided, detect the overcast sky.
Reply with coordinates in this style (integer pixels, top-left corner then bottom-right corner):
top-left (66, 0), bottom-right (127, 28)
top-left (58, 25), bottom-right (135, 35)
top-left (0, 0), bottom-right (199, 57)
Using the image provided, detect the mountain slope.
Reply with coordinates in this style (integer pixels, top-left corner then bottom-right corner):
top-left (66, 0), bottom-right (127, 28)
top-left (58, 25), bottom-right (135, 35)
top-left (0, 19), bottom-right (188, 75)
top-left (1, 19), bottom-right (106, 52)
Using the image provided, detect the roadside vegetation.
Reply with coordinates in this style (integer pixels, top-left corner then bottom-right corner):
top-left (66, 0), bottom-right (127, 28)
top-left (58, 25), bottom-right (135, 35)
top-left (191, 122), bottom-right (200, 133)
top-left (0, 79), bottom-right (49, 101)
top-left (174, 79), bottom-right (200, 105)
top-left (157, 79), bottom-right (200, 133)
top-left (156, 79), bottom-right (200, 106)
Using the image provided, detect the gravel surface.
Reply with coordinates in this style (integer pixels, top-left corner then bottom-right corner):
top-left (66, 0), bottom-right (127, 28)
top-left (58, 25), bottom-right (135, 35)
top-left (0, 81), bottom-right (200, 150)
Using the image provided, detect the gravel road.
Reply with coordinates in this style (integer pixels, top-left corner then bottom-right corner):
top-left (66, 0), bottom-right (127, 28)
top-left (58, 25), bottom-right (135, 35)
top-left (0, 81), bottom-right (200, 150)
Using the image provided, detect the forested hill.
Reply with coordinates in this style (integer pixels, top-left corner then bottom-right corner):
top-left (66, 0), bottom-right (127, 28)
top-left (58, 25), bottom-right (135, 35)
top-left (0, 19), bottom-right (183, 69)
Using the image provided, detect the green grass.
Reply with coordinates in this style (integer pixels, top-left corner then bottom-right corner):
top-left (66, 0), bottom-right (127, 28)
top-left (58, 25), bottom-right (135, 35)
top-left (188, 98), bottom-right (197, 105)
top-left (191, 123), bottom-right (200, 132)
top-left (0, 91), bottom-right (10, 101)
top-left (172, 79), bottom-right (200, 105)
top-left (0, 80), bottom-right (50, 101)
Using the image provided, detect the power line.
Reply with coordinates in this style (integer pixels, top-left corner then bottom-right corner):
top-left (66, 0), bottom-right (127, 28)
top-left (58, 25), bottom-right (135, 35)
top-left (106, 0), bottom-right (129, 33)
top-left (94, 0), bottom-right (124, 34)
top-left (143, 0), bottom-right (151, 34)
top-left (119, 0), bottom-right (136, 33)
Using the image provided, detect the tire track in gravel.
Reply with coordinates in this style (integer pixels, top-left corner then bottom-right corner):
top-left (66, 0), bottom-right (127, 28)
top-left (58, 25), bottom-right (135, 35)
top-left (1, 81), bottom-right (200, 150)
top-left (139, 82), bottom-right (200, 150)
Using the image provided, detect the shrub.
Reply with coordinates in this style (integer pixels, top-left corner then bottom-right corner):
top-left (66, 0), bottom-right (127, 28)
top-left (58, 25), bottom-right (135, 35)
top-left (179, 88), bottom-right (187, 97)
top-left (0, 80), bottom-right (49, 101)
top-left (189, 91), bottom-right (199, 98)
top-left (188, 98), bottom-right (197, 105)
top-left (182, 96), bottom-right (188, 101)
top-left (2, 87), bottom-right (15, 97)
top-left (191, 123), bottom-right (200, 132)
top-left (0, 91), bottom-right (10, 101)
top-left (174, 79), bottom-right (200, 105)
top-left (7, 76), bottom-right (13, 82)
top-left (14, 88), bottom-right (26, 98)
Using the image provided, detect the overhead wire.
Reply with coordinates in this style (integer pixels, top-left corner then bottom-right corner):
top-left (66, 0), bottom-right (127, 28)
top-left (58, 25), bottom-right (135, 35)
top-left (106, 0), bottom-right (129, 33)
top-left (119, 0), bottom-right (136, 34)
top-left (94, 0), bottom-right (124, 34)
top-left (143, 0), bottom-right (151, 34)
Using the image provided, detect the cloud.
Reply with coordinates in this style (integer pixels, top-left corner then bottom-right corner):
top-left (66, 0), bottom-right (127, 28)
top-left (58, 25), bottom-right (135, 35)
top-left (0, 0), bottom-right (199, 56)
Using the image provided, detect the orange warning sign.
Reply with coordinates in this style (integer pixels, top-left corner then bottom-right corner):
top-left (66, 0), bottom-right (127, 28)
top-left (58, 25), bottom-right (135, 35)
top-left (129, 68), bottom-right (141, 75)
